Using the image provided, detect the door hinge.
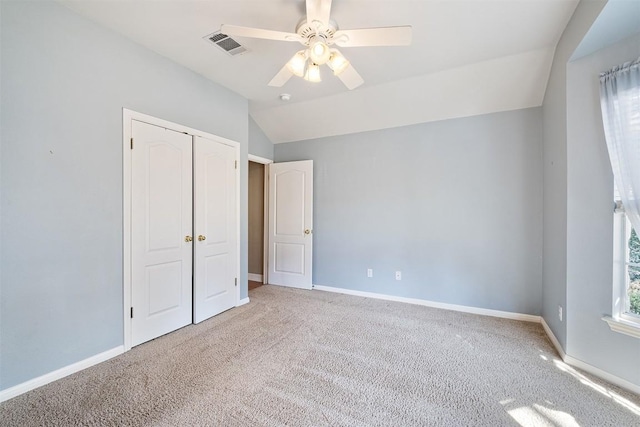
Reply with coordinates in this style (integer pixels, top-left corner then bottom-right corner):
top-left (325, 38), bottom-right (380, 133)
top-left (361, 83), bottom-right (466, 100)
top-left (130, 138), bottom-right (134, 150)
top-left (235, 278), bottom-right (238, 287)
top-left (235, 160), bottom-right (238, 169)
top-left (130, 307), bottom-right (134, 318)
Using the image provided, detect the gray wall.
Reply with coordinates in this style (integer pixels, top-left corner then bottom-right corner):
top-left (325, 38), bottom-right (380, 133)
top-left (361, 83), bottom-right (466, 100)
top-left (275, 108), bottom-right (543, 315)
top-left (0, 1), bottom-right (249, 390)
top-left (249, 116), bottom-right (274, 160)
top-left (541, 0), bottom-right (606, 349)
top-left (566, 33), bottom-right (640, 385)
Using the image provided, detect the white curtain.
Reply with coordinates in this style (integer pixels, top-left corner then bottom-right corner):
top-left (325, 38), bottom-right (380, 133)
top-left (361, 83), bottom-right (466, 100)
top-left (600, 57), bottom-right (640, 232)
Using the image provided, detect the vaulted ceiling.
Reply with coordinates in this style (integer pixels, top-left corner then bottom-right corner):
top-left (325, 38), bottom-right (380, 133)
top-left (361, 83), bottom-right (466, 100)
top-left (60, 0), bottom-right (579, 143)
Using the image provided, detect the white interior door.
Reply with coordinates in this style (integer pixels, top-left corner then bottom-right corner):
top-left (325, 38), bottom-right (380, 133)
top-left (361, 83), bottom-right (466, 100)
top-left (268, 160), bottom-right (313, 289)
top-left (131, 120), bottom-right (193, 346)
top-left (193, 136), bottom-right (238, 323)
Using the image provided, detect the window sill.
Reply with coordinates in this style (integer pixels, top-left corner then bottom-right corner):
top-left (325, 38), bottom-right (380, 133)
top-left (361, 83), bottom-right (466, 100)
top-left (602, 316), bottom-right (640, 339)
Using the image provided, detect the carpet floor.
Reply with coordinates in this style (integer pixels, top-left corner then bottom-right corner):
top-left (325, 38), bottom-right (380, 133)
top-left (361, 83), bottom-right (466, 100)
top-left (1, 285), bottom-right (639, 426)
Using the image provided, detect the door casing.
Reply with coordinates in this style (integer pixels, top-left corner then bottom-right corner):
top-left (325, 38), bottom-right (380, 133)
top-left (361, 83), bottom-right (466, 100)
top-left (247, 156), bottom-right (314, 289)
top-left (248, 154), bottom-right (273, 285)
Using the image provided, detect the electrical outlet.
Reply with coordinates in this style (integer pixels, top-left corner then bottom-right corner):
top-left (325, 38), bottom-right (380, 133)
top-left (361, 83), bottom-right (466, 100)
top-left (558, 305), bottom-right (563, 322)
top-left (395, 271), bottom-right (402, 280)
top-left (367, 268), bottom-right (373, 278)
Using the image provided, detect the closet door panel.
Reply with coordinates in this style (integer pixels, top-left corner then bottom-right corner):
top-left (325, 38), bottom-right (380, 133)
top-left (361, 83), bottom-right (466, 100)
top-left (131, 120), bottom-right (193, 346)
top-left (193, 136), bottom-right (238, 323)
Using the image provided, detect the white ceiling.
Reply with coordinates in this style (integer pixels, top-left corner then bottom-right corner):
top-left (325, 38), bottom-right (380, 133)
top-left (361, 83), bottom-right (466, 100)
top-left (59, 0), bottom-right (579, 143)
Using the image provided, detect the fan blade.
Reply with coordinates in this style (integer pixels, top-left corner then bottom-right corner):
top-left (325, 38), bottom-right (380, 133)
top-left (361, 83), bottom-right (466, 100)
top-left (306, 0), bottom-right (332, 28)
top-left (268, 64), bottom-right (294, 87)
top-left (333, 26), bottom-right (412, 47)
top-left (220, 24), bottom-right (301, 43)
top-left (336, 64), bottom-right (364, 90)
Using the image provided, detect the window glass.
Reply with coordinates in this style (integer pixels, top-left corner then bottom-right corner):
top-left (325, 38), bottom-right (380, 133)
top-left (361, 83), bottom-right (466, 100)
top-left (628, 225), bottom-right (640, 316)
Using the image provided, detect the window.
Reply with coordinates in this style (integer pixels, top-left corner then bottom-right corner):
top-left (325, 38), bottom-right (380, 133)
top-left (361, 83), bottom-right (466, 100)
top-left (606, 201), bottom-right (640, 337)
top-left (615, 202), bottom-right (640, 318)
top-left (600, 57), bottom-right (640, 337)
top-left (625, 220), bottom-right (640, 317)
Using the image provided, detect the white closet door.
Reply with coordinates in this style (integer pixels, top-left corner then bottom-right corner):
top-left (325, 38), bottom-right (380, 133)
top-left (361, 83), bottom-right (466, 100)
top-left (193, 136), bottom-right (238, 323)
top-left (131, 120), bottom-right (193, 346)
top-left (268, 160), bottom-right (313, 289)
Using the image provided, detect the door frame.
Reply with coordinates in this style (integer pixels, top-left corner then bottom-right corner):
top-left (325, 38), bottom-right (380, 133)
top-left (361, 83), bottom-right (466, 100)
top-left (248, 154), bottom-right (273, 285)
top-left (123, 108), bottom-right (240, 351)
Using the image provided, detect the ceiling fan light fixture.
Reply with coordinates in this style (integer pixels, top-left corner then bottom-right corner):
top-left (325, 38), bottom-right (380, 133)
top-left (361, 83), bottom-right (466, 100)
top-left (287, 50), bottom-right (307, 77)
top-left (303, 62), bottom-right (321, 82)
top-left (327, 49), bottom-right (350, 75)
top-left (222, 0), bottom-right (411, 90)
top-left (308, 36), bottom-right (331, 65)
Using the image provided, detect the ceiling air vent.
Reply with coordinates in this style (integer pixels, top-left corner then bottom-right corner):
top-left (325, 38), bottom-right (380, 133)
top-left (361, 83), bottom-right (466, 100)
top-left (205, 31), bottom-right (247, 56)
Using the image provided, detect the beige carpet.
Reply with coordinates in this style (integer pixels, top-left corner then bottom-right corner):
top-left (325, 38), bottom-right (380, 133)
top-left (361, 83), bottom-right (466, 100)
top-left (1, 285), bottom-right (639, 426)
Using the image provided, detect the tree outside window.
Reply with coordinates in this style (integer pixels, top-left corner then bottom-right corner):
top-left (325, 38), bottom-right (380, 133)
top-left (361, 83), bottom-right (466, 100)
top-left (628, 227), bottom-right (640, 315)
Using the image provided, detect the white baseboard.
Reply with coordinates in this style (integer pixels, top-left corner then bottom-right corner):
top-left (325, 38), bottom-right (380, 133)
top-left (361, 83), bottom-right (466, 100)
top-left (539, 317), bottom-right (640, 395)
top-left (0, 345), bottom-right (125, 403)
top-left (248, 273), bottom-right (263, 282)
top-left (540, 317), bottom-right (566, 359)
top-left (312, 285), bottom-right (541, 323)
top-left (2, 295), bottom-right (250, 402)
top-left (563, 354), bottom-right (640, 395)
top-left (314, 285), bottom-right (640, 394)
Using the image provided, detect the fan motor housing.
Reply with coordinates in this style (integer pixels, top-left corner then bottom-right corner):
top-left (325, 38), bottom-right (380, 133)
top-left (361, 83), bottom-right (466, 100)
top-left (295, 18), bottom-right (338, 44)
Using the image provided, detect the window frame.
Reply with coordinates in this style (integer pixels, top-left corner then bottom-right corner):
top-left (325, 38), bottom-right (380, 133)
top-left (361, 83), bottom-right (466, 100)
top-left (604, 202), bottom-right (640, 338)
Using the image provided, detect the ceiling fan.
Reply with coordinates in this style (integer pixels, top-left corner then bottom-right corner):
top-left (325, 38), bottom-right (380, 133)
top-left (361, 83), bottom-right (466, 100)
top-left (220, 0), bottom-right (412, 90)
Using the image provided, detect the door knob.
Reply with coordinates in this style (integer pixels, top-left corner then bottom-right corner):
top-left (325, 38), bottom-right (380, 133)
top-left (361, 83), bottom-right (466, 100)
top-left (198, 235), bottom-right (206, 241)
top-left (304, 229), bottom-right (311, 235)
top-left (185, 236), bottom-right (193, 242)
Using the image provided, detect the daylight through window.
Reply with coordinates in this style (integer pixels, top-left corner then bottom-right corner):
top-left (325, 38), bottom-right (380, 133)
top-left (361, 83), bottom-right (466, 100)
top-left (623, 213), bottom-right (640, 317)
